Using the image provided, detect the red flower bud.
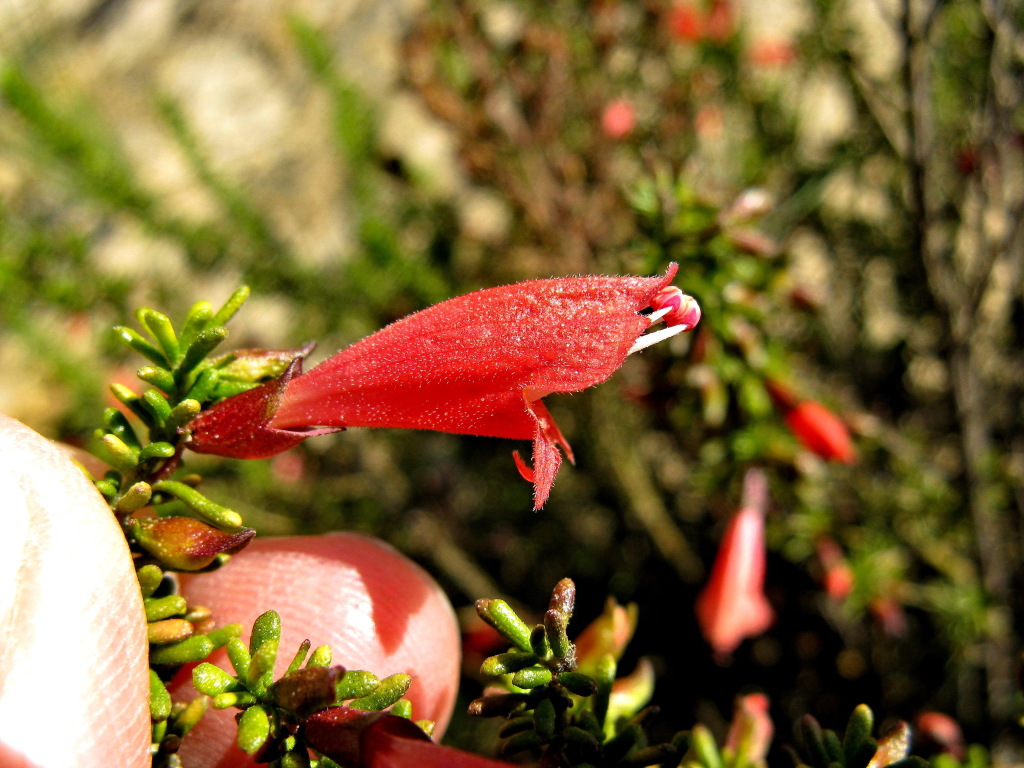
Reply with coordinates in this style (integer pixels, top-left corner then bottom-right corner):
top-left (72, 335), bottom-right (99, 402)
top-left (601, 99), bottom-right (637, 140)
top-left (785, 402), bottom-right (857, 464)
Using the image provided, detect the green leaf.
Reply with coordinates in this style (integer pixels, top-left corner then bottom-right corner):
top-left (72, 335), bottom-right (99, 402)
top-left (348, 673), bottom-right (411, 711)
top-left (152, 480), bottom-right (243, 528)
top-left (510, 665), bottom-right (553, 689)
top-left (336, 669), bottom-right (379, 700)
top-left (113, 325), bottom-right (168, 367)
top-left (149, 669), bottom-right (172, 721)
top-left (150, 635), bottom-right (215, 666)
top-left (476, 599), bottom-right (534, 653)
top-left (144, 594), bottom-right (187, 622)
top-left (192, 662), bottom-right (240, 696)
top-left (237, 703), bottom-right (272, 754)
top-left (211, 285), bottom-right (250, 328)
top-left (137, 308), bottom-right (180, 364)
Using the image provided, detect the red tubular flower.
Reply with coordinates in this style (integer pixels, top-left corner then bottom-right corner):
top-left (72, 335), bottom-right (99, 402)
top-left (187, 265), bottom-right (700, 508)
top-left (766, 381), bottom-right (857, 464)
top-left (304, 707), bottom-right (512, 768)
top-left (785, 401), bottom-right (857, 464)
top-left (695, 469), bottom-right (774, 659)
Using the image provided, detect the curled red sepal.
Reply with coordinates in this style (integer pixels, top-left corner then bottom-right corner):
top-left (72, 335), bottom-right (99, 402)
top-left (184, 358), bottom-right (343, 459)
top-left (304, 706), bottom-right (512, 768)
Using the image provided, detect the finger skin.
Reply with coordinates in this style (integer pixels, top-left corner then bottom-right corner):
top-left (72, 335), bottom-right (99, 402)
top-left (0, 414), bottom-right (150, 767)
top-left (173, 534), bottom-right (461, 768)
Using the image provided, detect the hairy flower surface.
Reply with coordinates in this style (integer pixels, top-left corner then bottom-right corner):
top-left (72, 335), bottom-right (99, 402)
top-left (188, 265), bottom-right (699, 508)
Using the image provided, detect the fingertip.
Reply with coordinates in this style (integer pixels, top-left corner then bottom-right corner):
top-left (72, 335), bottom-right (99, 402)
top-left (173, 533), bottom-right (461, 768)
top-left (0, 415), bottom-right (150, 768)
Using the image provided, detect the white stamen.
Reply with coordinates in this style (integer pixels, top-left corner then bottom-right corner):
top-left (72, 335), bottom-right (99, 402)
top-left (647, 306), bottom-right (672, 324)
top-left (628, 323), bottom-right (688, 354)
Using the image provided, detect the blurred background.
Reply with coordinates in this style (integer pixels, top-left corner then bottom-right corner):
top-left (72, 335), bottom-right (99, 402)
top-left (0, 0), bottom-right (1021, 763)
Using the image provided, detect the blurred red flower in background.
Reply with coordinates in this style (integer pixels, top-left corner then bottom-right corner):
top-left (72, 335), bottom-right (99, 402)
top-left (696, 468), bottom-right (774, 658)
top-left (766, 381), bottom-right (858, 464)
top-left (601, 98), bottom-right (637, 140)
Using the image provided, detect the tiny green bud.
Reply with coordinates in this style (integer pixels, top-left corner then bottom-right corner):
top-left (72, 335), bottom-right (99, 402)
top-left (137, 366), bottom-right (176, 394)
top-left (691, 724), bottom-right (725, 768)
top-left (212, 691), bottom-right (259, 710)
top-left (544, 608), bottom-right (573, 664)
top-left (183, 368), bottom-right (219, 404)
top-left (141, 389), bottom-right (172, 423)
top-left (137, 564), bottom-right (164, 598)
top-left (100, 433), bottom-right (138, 472)
top-left (511, 665), bottom-right (553, 689)
top-left (211, 285), bottom-right (251, 328)
top-left (558, 671), bottom-right (598, 697)
top-left (144, 594), bottom-right (188, 622)
top-left (166, 399), bottom-right (201, 432)
top-left (138, 441), bottom-right (176, 463)
top-left (150, 635), bottom-right (215, 666)
top-left (137, 308), bottom-right (181, 364)
top-left (335, 669), bottom-right (379, 700)
top-left (148, 619), bottom-right (195, 645)
top-left (307, 644), bottom-right (332, 668)
top-left (94, 478), bottom-right (119, 500)
top-left (113, 326), bottom-right (168, 366)
top-left (103, 408), bottom-right (141, 450)
top-left (115, 482), bottom-right (152, 514)
top-left (182, 327), bottom-right (229, 372)
top-left (285, 639), bottom-right (312, 675)
top-left (152, 481), bottom-right (243, 529)
top-left (247, 640), bottom-right (279, 692)
top-left (250, 610), bottom-right (282, 654)
top-left (468, 692), bottom-right (529, 717)
top-left (476, 599), bottom-right (533, 653)
top-left (390, 699), bottom-right (413, 719)
top-left (226, 637), bottom-right (251, 679)
top-left (237, 704), bottom-right (271, 754)
top-left (149, 669), bottom-right (172, 722)
top-left (481, 651), bottom-right (538, 677)
top-left (349, 673), bottom-right (412, 711)
top-left (192, 662), bottom-right (240, 696)
top-left (180, 302), bottom-right (214, 348)
top-left (844, 705), bottom-right (877, 768)
top-left (205, 623), bottom-right (243, 650)
top-left (174, 695), bottom-right (208, 737)
top-left (533, 697), bottom-right (556, 741)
